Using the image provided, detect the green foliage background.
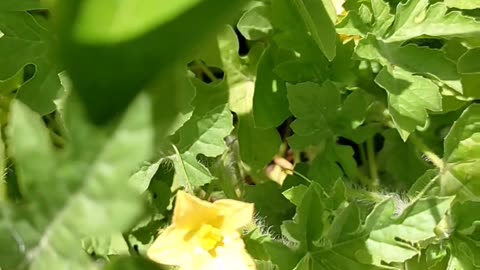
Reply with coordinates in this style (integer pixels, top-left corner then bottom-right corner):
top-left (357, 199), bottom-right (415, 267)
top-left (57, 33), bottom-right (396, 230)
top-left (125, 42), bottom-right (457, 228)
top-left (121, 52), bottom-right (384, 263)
top-left (0, 0), bottom-right (480, 269)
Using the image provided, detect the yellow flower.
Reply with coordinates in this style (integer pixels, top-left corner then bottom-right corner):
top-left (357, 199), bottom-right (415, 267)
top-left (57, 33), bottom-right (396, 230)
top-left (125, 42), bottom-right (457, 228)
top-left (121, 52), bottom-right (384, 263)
top-left (147, 191), bottom-right (256, 270)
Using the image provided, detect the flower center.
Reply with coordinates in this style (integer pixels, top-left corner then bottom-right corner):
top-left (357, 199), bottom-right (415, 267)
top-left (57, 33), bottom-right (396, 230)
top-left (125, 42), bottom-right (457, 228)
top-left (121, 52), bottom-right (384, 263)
top-left (196, 224), bottom-right (224, 255)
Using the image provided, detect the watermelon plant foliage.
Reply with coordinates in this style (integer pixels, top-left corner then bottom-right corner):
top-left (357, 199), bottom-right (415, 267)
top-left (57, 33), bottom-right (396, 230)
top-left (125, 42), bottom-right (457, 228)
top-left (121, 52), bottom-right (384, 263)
top-left (0, 0), bottom-right (480, 269)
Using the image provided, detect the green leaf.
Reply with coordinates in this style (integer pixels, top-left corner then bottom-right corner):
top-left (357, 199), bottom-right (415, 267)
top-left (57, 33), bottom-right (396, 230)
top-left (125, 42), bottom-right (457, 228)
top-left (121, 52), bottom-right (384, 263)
top-left (404, 245), bottom-right (449, 270)
top-left (282, 182), bottom-right (325, 251)
top-left (326, 203), bottom-right (362, 244)
top-left (148, 68), bottom-right (196, 139)
top-left (209, 25), bottom-right (281, 172)
top-left (129, 160), bottom-right (161, 194)
top-left (371, 0), bottom-right (394, 37)
top-left (293, 253), bottom-right (322, 270)
top-left (104, 256), bottom-right (167, 270)
top-left (245, 181), bottom-right (295, 232)
top-left (445, 0), bottom-right (480, 10)
top-left (378, 129), bottom-right (429, 188)
top-left (356, 35), bottom-right (463, 93)
top-left (264, 241), bottom-right (303, 270)
top-left (253, 45), bottom-right (291, 128)
top-left (82, 233), bottom-right (129, 258)
top-left (287, 81), bottom-right (339, 149)
top-left (56, 0), bottom-right (246, 124)
top-left (338, 89), bottom-right (374, 130)
top-left (172, 151), bottom-right (213, 190)
top-left (440, 105), bottom-right (480, 200)
top-left (177, 104), bottom-right (233, 157)
top-left (283, 185), bottom-right (309, 207)
top-left (386, 1), bottom-right (480, 42)
top-left (1, 93), bottom-right (153, 269)
top-left (336, 9), bottom-right (370, 37)
top-left (364, 196), bottom-right (454, 263)
top-left (375, 67), bottom-right (442, 140)
top-left (8, 102), bottom-right (56, 198)
top-left (450, 235), bottom-right (480, 270)
top-left (0, 0), bottom-right (46, 11)
top-left (0, 11), bottom-right (60, 114)
top-left (308, 145), bottom-right (350, 190)
top-left (273, 0), bottom-right (336, 61)
top-left (238, 4), bottom-right (273, 41)
top-left (451, 201), bottom-right (480, 235)
top-left (292, 0), bottom-right (337, 60)
top-left (444, 105), bottom-right (480, 161)
top-left (311, 240), bottom-right (389, 269)
top-left (458, 48), bottom-right (480, 74)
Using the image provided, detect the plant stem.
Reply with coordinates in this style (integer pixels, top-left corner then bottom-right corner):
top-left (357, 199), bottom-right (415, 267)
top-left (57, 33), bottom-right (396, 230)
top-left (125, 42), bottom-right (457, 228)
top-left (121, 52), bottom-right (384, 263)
top-left (195, 60), bottom-right (217, 83)
top-left (409, 134), bottom-right (445, 171)
top-left (366, 138), bottom-right (379, 188)
top-left (412, 175), bottom-right (440, 202)
top-left (359, 143), bottom-right (368, 168)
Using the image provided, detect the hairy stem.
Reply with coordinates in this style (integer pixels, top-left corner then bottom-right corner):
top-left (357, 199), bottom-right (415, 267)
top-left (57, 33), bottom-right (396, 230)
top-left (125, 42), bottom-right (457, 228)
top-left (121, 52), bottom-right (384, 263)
top-left (409, 134), bottom-right (445, 171)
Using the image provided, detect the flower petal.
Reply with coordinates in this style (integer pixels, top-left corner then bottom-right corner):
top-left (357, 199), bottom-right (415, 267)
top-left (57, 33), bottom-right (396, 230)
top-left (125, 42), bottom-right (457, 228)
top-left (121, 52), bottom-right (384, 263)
top-left (179, 236), bottom-right (256, 270)
top-left (147, 226), bottom-right (193, 266)
top-left (213, 199), bottom-right (254, 231)
top-left (173, 191), bottom-right (223, 228)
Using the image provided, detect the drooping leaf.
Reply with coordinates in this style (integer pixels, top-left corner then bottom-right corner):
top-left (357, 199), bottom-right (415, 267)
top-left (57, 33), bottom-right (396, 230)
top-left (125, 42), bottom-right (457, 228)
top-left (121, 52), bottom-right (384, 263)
top-left (0, 93), bottom-right (153, 269)
top-left (56, 0), bottom-right (246, 124)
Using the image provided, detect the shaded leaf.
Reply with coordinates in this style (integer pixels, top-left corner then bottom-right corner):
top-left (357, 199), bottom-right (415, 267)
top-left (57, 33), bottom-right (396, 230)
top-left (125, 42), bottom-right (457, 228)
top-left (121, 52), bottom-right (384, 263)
top-left (375, 67), bottom-right (442, 140)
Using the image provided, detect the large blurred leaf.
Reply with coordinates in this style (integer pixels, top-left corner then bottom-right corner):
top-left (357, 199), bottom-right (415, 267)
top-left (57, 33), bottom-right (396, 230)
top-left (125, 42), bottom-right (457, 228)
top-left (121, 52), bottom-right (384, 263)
top-left (0, 0), bottom-right (46, 11)
top-left (0, 93), bottom-right (153, 269)
top-left (0, 11), bottom-right (60, 114)
top-left (56, 0), bottom-right (246, 124)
